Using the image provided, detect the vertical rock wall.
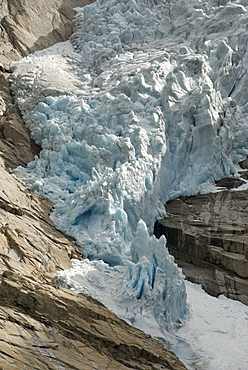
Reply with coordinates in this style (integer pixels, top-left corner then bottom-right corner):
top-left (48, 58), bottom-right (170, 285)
top-left (154, 180), bottom-right (248, 305)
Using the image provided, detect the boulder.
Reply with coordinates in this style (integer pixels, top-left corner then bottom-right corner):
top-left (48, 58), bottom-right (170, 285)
top-left (215, 177), bottom-right (245, 189)
top-left (239, 157), bottom-right (248, 170)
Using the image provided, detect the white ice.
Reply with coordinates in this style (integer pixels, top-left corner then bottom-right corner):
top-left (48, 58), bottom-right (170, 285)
top-left (10, 0), bottom-right (248, 369)
top-left (178, 281), bottom-right (248, 370)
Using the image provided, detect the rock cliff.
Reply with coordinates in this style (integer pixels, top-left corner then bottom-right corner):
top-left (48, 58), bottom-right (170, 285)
top-left (0, 1), bottom-right (186, 369)
top-left (154, 174), bottom-right (248, 305)
top-left (1, 272), bottom-right (186, 370)
top-left (0, 0), bottom-right (95, 67)
top-left (0, 0), bottom-right (94, 169)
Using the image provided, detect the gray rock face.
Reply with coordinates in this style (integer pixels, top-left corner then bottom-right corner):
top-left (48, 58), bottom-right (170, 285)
top-left (154, 188), bottom-right (248, 305)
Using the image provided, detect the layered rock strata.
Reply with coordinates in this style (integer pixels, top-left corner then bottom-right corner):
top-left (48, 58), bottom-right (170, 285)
top-left (154, 184), bottom-right (248, 305)
top-left (0, 272), bottom-right (186, 370)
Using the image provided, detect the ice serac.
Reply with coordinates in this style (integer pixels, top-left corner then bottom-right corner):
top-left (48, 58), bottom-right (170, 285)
top-left (56, 220), bottom-right (187, 334)
top-left (127, 220), bottom-right (187, 327)
top-left (10, 0), bottom-right (248, 358)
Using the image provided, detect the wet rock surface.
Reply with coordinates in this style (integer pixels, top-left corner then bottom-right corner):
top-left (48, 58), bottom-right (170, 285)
top-left (154, 187), bottom-right (248, 305)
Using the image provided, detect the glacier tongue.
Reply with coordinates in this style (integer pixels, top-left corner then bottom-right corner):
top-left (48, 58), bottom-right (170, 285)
top-left (55, 220), bottom-right (187, 333)
top-left (10, 0), bottom-right (248, 367)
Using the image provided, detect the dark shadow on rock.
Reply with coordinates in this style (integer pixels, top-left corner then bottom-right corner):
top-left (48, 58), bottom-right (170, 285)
top-left (215, 177), bottom-right (245, 189)
top-left (154, 188), bottom-right (248, 305)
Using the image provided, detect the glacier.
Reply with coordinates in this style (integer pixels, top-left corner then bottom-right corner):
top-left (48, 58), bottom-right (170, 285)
top-left (10, 0), bottom-right (248, 368)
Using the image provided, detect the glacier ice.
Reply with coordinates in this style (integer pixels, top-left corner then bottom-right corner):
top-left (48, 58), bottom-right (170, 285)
top-left (10, 0), bottom-right (248, 366)
top-left (55, 220), bottom-right (187, 334)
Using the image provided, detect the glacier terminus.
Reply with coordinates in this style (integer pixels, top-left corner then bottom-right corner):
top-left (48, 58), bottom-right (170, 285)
top-left (10, 0), bottom-right (248, 369)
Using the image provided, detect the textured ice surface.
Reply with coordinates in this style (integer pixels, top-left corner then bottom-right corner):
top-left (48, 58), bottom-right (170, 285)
top-left (10, 0), bottom-right (248, 368)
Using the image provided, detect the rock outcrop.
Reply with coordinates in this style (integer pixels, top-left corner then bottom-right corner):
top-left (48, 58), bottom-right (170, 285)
top-left (0, 0), bottom-right (95, 67)
top-left (0, 1), bottom-right (186, 369)
top-left (0, 66), bottom-right (38, 169)
top-left (0, 156), bottom-right (81, 277)
top-left (0, 0), bottom-right (94, 170)
top-left (154, 181), bottom-right (248, 305)
top-left (0, 273), bottom-right (186, 370)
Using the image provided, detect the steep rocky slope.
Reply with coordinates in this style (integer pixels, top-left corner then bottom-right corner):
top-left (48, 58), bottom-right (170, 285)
top-left (0, 1), bottom-right (186, 369)
top-left (155, 173), bottom-right (248, 305)
top-left (0, 274), bottom-right (185, 370)
top-left (0, 0), bottom-right (95, 67)
top-left (0, 0), bottom-right (94, 169)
